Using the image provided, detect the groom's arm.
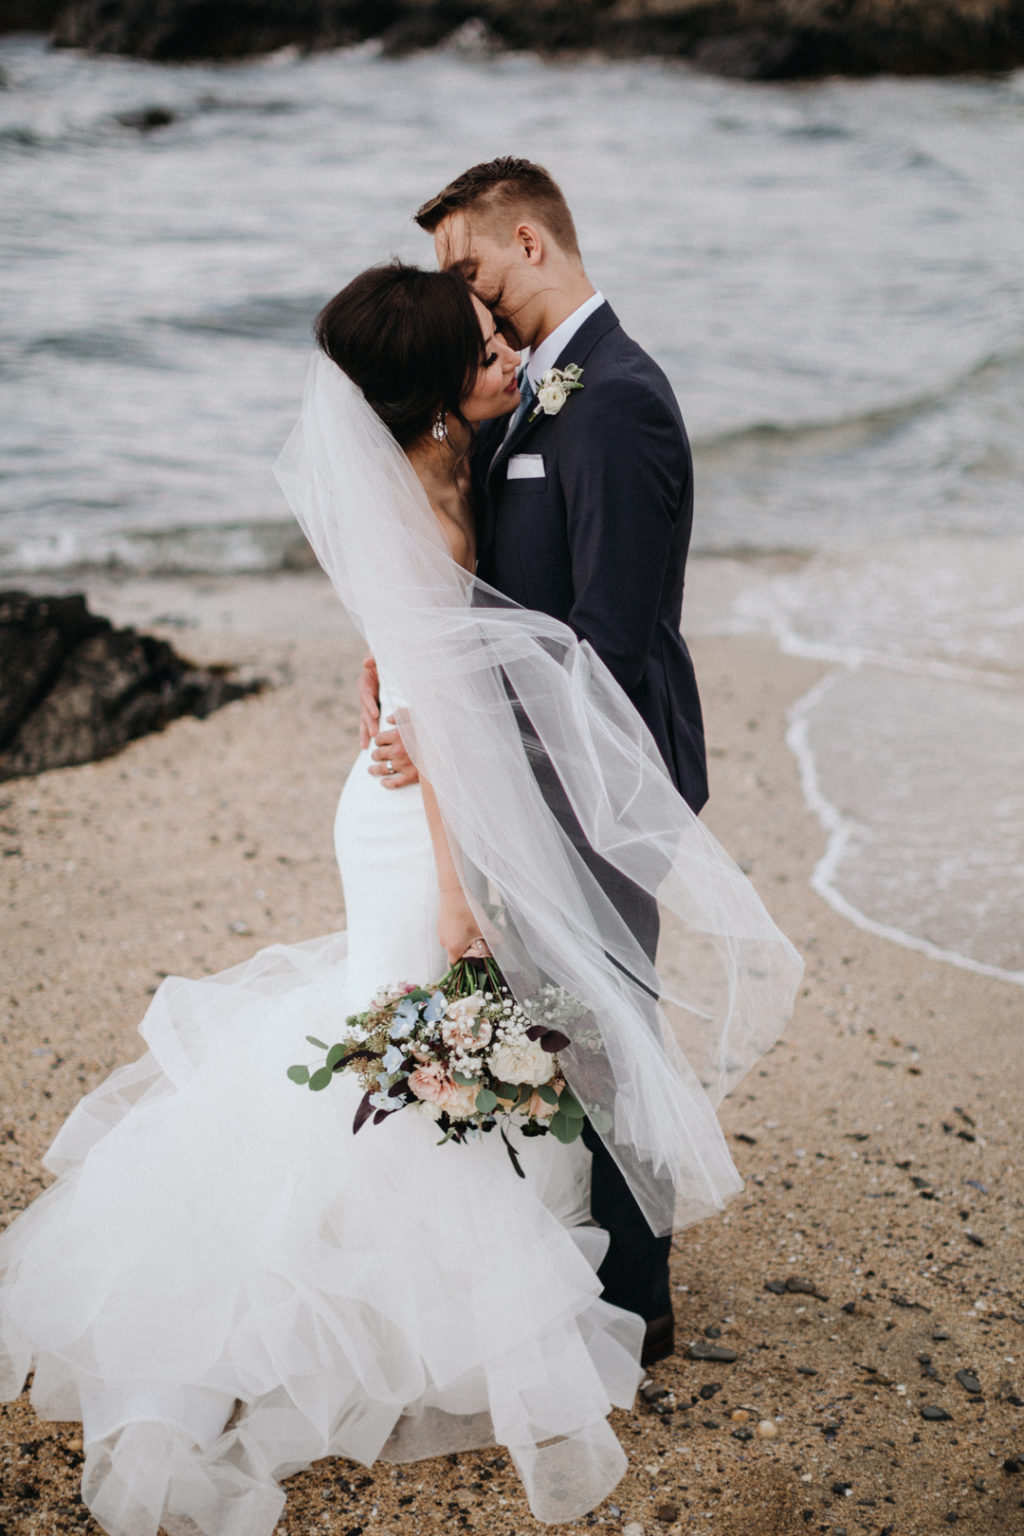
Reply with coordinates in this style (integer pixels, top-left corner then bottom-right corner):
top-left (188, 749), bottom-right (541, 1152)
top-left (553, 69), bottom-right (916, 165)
top-left (562, 377), bottom-right (690, 695)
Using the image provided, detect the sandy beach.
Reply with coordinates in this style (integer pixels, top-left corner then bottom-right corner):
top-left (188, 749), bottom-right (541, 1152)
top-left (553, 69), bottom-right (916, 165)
top-left (2, 572), bottom-right (1022, 1536)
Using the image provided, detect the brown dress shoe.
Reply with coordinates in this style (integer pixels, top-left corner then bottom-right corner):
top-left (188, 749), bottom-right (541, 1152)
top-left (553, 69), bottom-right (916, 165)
top-left (641, 1311), bottom-right (675, 1367)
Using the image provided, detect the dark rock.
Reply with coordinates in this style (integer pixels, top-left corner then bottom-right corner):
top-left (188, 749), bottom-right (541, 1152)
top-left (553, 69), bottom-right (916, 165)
top-left (704, 1325), bottom-right (722, 1338)
top-left (0, 0), bottom-right (64, 33)
top-left (1003, 1458), bottom-right (1021, 1473)
top-left (688, 1342), bottom-right (738, 1363)
top-left (785, 1276), bottom-right (828, 1299)
top-left (921, 1405), bottom-right (953, 1421)
top-left (698, 1382), bottom-right (722, 1400)
top-left (115, 105), bottom-right (178, 130)
top-left (21, 0), bottom-right (1024, 79)
top-left (655, 1503), bottom-right (680, 1522)
top-left (731, 1426), bottom-right (753, 1442)
top-left (0, 591), bottom-right (262, 780)
top-left (955, 1370), bottom-right (982, 1395)
top-left (765, 1279), bottom-right (787, 1294)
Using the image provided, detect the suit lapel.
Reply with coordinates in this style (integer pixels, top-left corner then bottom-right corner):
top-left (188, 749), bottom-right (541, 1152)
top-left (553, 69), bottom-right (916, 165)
top-left (478, 301), bottom-right (621, 559)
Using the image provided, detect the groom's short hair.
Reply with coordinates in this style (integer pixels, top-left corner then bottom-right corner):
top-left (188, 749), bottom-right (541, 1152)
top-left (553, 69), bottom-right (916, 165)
top-left (415, 157), bottom-right (580, 258)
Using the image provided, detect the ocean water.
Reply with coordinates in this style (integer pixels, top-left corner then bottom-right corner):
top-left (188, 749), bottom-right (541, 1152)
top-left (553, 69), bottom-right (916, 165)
top-left (1, 34), bottom-right (1022, 981)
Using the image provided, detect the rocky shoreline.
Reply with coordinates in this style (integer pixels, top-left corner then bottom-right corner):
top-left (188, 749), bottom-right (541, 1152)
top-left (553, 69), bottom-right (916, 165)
top-left (0, 591), bottom-right (262, 781)
top-left (1, 0), bottom-right (1022, 79)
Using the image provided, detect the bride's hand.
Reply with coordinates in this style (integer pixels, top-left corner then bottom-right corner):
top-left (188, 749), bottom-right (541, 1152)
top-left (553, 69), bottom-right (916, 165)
top-left (369, 716), bottom-right (419, 788)
top-left (438, 892), bottom-right (492, 965)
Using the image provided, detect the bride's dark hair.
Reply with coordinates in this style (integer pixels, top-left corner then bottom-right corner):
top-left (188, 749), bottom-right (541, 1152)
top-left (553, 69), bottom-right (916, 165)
top-left (315, 262), bottom-right (483, 449)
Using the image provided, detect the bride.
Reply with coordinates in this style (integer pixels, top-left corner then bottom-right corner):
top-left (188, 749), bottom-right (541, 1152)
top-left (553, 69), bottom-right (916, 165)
top-left (0, 263), bottom-right (802, 1536)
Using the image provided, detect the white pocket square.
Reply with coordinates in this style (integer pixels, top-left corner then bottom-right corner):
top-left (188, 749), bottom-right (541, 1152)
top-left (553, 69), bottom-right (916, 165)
top-left (507, 453), bottom-right (545, 480)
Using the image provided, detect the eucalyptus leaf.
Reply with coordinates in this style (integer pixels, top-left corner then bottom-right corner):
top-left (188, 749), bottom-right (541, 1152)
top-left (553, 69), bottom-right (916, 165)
top-left (535, 1083), bottom-right (559, 1106)
top-left (588, 1108), bottom-right (614, 1135)
top-left (326, 1044), bottom-right (347, 1072)
top-left (308, 1067), bottom-right (334, 1092)
top-left (558, 1089), bottom-right (585, 1120)
top-left (475, 1088), bottom-right (498, 1114)
top-left (548, 1110), bottom-right (581, 1144)
top-left (286, 1064), bottom-right (310, 1085)
top-left (453, 1070), bottom-right (476, 1087)
top-left (305, 1035), bottom-right (329, 1050)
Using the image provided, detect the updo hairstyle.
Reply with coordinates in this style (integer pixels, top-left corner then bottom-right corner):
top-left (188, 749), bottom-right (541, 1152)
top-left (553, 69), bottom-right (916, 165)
top-left (315, 262), bottom-right (484, 448)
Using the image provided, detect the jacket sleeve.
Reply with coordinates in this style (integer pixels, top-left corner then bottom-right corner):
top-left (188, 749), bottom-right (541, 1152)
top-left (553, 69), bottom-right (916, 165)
top-left (561, 376), bottom-right (689, 695)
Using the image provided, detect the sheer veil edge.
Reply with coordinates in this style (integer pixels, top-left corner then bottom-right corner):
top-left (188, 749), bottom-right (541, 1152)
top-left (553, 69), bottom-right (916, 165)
top-left (274, 354), bottom-right (804, 1236)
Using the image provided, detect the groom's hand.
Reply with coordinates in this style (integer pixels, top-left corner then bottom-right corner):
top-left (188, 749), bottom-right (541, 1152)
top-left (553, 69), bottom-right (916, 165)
top-left (370, 717), bottom-right (418, 787)
top-left (358, 654), bottom-right (380, 750)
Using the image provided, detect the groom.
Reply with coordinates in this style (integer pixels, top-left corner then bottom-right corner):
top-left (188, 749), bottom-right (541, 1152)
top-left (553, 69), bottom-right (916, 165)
top-left (367, 158), bottom-right (707, 1365)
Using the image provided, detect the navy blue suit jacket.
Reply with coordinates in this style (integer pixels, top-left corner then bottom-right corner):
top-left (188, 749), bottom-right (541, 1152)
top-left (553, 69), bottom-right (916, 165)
top-left (473, 301), bottom-right (708, 814)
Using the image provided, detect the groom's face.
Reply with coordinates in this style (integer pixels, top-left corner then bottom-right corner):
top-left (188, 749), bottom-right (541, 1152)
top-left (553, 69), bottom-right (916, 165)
top-left (433, 212), bottom-right (532, 347)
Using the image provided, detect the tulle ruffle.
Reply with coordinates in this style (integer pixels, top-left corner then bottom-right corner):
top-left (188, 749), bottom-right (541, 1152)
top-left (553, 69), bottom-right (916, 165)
top-left (1, 935), bottom-right (643, 1533)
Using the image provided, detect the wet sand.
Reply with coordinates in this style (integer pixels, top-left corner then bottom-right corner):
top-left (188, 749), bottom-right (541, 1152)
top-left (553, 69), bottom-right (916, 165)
top-left (2, 573), bottom-right (1022, 1535)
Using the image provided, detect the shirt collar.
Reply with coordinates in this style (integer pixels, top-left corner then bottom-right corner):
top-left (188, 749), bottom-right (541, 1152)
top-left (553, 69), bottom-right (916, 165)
top-left (524, 290), bottom-right (604, 388)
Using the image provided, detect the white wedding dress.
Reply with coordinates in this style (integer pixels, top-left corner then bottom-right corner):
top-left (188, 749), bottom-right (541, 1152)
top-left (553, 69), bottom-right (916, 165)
top-left (0, 675), bottom-right (645, 1536)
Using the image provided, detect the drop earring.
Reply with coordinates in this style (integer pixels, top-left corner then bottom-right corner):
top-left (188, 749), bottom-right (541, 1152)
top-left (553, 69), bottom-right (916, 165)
top-left (431, 408), bottom-right (448, 443)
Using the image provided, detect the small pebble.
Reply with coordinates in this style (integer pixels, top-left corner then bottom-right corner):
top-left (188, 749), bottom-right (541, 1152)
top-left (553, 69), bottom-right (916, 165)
top-left (655, 1503), bottom-right (679, 1523)
top-left (623, 1523), bottom-right (645, 1536)
top-left (698, 1383), bottom-right (722, 1400)
top-left (955, 1369), bottom-right (981, 1395)
top-left (756, 1420), bottom-right (778, 1438)
top-left (731, 1426), bottom-right (754, 1442)
top-left (921, 1405), bottom-right (952, 1421)
top-left (229, 919), bottom-right (252, 935)
top-left (730, 1409), bottom-right (751, 1423)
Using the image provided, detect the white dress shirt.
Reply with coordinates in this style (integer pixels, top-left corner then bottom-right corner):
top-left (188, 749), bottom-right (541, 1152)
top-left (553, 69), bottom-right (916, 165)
top-left (523, 290), bottom-right (605, 388)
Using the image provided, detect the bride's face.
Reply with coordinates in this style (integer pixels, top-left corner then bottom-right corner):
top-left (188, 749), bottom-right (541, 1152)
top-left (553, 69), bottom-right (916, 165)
top-left (461, 295), bottom-right (521, 424)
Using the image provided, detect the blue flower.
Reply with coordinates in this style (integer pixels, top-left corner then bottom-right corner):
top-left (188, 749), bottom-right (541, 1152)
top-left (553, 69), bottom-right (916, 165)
top-left (423, 990), bottom-right (448, 1024)
top-left (382, 1043), bottom-right (406, 1074)
top-left (390, 997), bottom-right (420, 1040)
top-left (370, 1091), bottom-right (399, 1112)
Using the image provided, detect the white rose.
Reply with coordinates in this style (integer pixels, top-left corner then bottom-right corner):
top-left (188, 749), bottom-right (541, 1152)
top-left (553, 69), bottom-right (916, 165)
top-left (488, 1037), bottom-right (556, 1087)
top-left (416, 1099), bottom-right (443, 1121)
top-left (537, 381), bottom-right (568, 415)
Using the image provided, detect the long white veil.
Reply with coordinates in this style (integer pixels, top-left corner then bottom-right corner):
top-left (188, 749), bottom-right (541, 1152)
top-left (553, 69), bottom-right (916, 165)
top-left (275, 353), bottom-right (803, 1236)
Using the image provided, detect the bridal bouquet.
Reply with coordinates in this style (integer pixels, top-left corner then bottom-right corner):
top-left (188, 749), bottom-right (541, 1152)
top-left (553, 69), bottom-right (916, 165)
top-left (287, 957), bottom-right (594, 1175)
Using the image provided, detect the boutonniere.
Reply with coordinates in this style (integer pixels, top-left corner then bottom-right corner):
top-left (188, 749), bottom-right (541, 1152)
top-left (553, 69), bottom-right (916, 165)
top-left (528, 364), bottom-right (584, 422)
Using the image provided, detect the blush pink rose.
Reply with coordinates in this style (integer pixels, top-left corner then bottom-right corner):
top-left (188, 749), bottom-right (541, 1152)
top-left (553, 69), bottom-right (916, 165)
top-left (408, 1063), bottom-right (450, 1105)
top-left (441, 999), bottom-right (493, 1052)
top-left (408, 1065), bottom-right (479, 1121)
